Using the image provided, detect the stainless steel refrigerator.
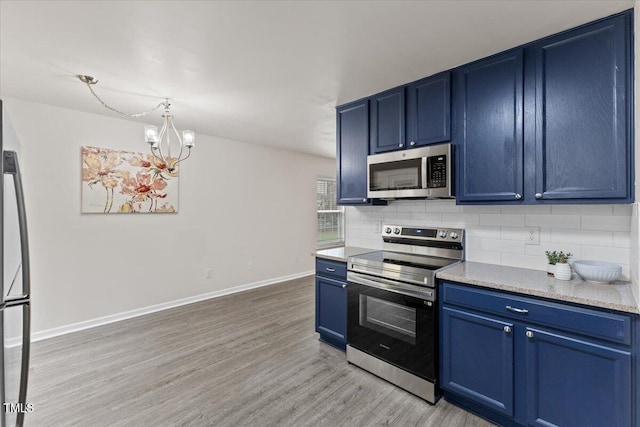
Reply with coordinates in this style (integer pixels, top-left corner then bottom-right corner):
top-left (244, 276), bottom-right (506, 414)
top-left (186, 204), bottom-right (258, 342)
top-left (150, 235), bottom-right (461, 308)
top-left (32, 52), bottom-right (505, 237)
top-left (0, 99), bottom-right (31, 427)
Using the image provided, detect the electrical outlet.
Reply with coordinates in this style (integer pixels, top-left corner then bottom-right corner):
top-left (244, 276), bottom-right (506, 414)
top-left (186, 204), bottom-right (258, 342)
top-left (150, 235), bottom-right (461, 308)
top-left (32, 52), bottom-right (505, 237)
top-left (248, 262), bottom-right (253, 270)
top-left (524, 227), bottom-right (540, 245)
top-left (205, 269), bottom-right (213, 279)
top-left (294, 256), bottom-right (299, 264)
top-left (374, 221), bottom-right (382, 233)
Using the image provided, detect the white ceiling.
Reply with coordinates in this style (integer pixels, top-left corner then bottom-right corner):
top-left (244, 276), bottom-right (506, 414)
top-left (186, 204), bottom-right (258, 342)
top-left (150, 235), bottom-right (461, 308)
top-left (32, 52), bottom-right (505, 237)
top-left (0, 0), bottom-right (634, 158)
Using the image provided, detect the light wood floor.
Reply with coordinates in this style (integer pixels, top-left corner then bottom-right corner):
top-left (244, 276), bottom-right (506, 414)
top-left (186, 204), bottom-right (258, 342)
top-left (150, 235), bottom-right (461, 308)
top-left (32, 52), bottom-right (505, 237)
top-left (26, 276), bottom-right (494, 426)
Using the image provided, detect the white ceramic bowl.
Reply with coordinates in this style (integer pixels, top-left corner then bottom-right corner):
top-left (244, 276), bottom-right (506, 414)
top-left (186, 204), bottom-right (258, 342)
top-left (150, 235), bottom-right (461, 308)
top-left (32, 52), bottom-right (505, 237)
top-left (573, 260), bottom-right (622, 284)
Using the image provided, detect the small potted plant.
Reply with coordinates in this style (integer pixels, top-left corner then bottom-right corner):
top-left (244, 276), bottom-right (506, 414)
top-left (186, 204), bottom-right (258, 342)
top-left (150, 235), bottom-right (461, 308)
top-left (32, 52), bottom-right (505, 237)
top-left (545, 250), bottom-right (572, 277)
top-left (554, 255), bottom-right (573, 280)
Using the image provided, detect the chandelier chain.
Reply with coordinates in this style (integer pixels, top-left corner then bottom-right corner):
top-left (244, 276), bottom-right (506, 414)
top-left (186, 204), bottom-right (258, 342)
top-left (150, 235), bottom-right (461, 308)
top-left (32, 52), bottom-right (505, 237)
top-left (83, 80), bottom-right (167, 118)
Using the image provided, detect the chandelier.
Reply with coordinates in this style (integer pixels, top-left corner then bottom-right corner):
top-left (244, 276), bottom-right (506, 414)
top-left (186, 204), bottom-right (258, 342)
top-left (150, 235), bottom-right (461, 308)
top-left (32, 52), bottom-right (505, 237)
top-left (77, 75), bottom-right (194, 172)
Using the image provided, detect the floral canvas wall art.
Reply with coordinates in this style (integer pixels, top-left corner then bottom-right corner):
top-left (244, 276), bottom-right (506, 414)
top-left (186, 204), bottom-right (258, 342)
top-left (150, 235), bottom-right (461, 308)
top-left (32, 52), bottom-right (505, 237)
top-left (81, 146), bottom-right (179, 213)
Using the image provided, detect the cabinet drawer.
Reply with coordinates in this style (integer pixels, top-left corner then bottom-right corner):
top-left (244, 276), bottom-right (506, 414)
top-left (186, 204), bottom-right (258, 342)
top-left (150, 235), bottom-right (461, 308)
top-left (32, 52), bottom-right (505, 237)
top-left (441, 282), bottom-right (631, 346)
top-left (316, 258), bottom-right (347, 280)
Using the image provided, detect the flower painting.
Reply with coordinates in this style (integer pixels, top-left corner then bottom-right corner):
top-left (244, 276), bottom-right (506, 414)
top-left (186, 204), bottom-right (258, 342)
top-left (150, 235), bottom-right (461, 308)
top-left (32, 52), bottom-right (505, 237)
top-left (81, 146), bottom-right (178, 213)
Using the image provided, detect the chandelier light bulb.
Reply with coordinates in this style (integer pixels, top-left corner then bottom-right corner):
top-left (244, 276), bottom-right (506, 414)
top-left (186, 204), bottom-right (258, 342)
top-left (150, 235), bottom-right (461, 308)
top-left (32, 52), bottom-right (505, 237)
top-left (144, 125), bottom-right (159, 145)
top-left (183, 130), bottom-right (195, 148)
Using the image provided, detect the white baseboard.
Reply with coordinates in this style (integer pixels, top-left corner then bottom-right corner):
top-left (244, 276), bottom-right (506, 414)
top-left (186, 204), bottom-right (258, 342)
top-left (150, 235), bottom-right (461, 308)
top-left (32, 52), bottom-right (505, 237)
top-left (31, 270), bottom-right (314, 343)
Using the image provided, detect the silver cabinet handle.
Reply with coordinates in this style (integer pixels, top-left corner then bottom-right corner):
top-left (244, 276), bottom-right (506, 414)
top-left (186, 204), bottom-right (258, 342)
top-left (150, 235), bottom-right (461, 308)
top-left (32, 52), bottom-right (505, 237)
top-left (535, 193), bottom-right (542, 199)
top-left (398, 143), bottom-right (404, 147)
top-left (503, 326), bottom-right (512, 334)
top-left (506, 305), bottom-right (529, 314)
top-left (526, 331), bottom-right (534, 339)
top-left (342, 284), bottom-right (347, 289)
top-left (362, 198), bottom-right (367, 202)
top-left (515, 193), bottom-right (522, 200)
top-left (325, 268), bottom-right (335, 272)
top-left (409, 141), bottom-right (416, 146)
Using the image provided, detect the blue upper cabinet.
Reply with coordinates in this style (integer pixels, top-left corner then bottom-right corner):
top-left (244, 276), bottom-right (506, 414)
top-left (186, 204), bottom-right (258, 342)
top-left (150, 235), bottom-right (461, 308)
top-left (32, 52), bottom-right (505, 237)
top-left (370, 87), bottom-right (406, 154)
top-left (406, 71), bottom-right (451, 148)
top-left (532, 13), bottom-right (633, 202)
top-left (336, 10), bottom-right (633, 205)
top-left (337, 99), bottom-right (370, 205)
top-left (456, 10), bottom-right (633, 205)
top-left (370, 73), bottom-right (451, 154)
top-left (455, 49), bottom-right (525, 203)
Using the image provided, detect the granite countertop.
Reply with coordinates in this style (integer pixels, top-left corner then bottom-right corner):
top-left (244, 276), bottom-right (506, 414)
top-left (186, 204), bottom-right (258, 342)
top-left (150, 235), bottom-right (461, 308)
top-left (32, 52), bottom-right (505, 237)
top-left (313, 246), bottom-right (377, 263)
top-left (436, 261), bottom-right (639, 314)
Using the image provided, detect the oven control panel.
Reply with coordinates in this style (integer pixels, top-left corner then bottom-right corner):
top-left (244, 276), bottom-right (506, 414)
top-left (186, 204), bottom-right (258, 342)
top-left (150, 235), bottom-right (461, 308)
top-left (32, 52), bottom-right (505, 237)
top-left (382, 225), bottom-right (463, 241)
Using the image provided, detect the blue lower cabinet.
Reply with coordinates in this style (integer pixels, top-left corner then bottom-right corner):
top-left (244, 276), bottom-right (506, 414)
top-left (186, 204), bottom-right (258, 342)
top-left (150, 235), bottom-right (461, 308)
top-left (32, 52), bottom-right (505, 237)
top-left (525, 327), bottom-right (632, 427)
top-left (440, 281), bottom-right (636, 427)
top-left (441, 307), bottom-right (514, 417)
top-left (315, 274), bottom-right (347, 350)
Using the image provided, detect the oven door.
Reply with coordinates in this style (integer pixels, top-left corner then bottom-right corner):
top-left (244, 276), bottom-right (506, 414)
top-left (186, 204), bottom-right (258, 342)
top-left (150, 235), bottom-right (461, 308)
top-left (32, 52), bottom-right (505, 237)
top-left (347, 272), bottom-right (436, 382)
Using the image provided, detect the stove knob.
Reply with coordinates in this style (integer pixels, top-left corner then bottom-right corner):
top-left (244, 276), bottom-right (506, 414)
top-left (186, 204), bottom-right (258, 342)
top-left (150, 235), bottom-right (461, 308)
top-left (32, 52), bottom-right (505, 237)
top-left (394, 228), bottom-right (401, 235)
top-left (450, 232), bottom-right (459, 239)
top-left (385, 227), bottom-right (392, 234)
top-left (439, 231), bottom-right (447, 238)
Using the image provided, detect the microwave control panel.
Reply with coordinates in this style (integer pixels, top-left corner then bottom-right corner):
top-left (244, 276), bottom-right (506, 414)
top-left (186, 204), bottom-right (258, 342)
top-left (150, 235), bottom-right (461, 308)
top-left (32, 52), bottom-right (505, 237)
top-left (427, 155), bottom-right (447, 188)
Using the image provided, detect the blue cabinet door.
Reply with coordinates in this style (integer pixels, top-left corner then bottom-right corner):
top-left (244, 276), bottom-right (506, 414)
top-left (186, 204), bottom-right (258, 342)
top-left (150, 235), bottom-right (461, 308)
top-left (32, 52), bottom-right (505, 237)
top-left (406, 71), bottom-right (451, 147)
top-left (455, 49), bottom-right (524, 203)
top-left (441, 307), bottom-right (514, 417)
top-left (315, 275), bottom-right (347, 349)
top-left (337, 99), bottom-right (370, 205)
top-left (533, 13), bottom-right (632, 202)
top-left (524, 327), bottom-right (632, 427)
top-left (370, 87), bottom-right (406, 154)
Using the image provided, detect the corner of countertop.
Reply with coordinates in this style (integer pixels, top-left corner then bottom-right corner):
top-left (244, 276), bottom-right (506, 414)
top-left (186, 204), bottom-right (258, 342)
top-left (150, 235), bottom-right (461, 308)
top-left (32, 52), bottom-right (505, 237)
top-left (313, 246), bottom-right (377, 263)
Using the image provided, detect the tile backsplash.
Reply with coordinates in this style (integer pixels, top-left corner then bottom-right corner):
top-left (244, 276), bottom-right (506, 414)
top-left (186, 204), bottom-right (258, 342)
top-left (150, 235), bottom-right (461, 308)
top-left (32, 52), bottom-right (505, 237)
top-left (346, 200), bottom-right (633, 280)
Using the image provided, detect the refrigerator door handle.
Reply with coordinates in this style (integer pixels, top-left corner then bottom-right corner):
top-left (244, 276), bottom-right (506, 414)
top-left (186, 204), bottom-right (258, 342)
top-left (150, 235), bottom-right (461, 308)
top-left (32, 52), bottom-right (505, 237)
top-left (3, 151), bottom-right (30, 298)
top-left (15, 303), bottom-right (30, 427)
top-left (3, 151), bottom-right (31, 426)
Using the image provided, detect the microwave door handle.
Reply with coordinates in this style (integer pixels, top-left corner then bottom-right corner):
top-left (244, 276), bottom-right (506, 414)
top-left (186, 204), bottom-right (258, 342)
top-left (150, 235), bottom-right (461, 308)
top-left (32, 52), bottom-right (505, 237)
top-left (422, 156), bottom-right (428, 189)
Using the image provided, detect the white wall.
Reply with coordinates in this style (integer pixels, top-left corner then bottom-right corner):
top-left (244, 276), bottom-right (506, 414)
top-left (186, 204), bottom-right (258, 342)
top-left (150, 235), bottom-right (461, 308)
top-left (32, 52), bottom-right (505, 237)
top-left (347, 201), bottom-right (633, 280)
top-left (3, 97), bottom-right (334, 336)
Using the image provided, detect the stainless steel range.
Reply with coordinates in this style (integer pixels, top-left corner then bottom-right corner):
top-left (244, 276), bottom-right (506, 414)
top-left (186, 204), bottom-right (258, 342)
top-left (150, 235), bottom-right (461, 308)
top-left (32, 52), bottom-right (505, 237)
top-left (346, 224), bottom-right (464, 403)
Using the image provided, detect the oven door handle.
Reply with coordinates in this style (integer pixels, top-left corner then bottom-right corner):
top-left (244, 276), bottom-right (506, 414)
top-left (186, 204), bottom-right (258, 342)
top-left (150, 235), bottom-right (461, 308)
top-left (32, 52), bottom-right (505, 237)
top-left (347, 272), bottom-right (434, 301)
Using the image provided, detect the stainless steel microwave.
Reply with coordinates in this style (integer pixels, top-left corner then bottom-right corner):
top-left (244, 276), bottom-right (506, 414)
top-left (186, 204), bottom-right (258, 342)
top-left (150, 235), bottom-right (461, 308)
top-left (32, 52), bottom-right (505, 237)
top-left (367, 144), bottom-right (453, 199)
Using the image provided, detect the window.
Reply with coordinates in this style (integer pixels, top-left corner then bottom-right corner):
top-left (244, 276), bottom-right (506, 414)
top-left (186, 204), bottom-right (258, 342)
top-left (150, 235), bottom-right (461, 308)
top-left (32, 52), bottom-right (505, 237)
top-left (317, 177), bottom-right (344, 249)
